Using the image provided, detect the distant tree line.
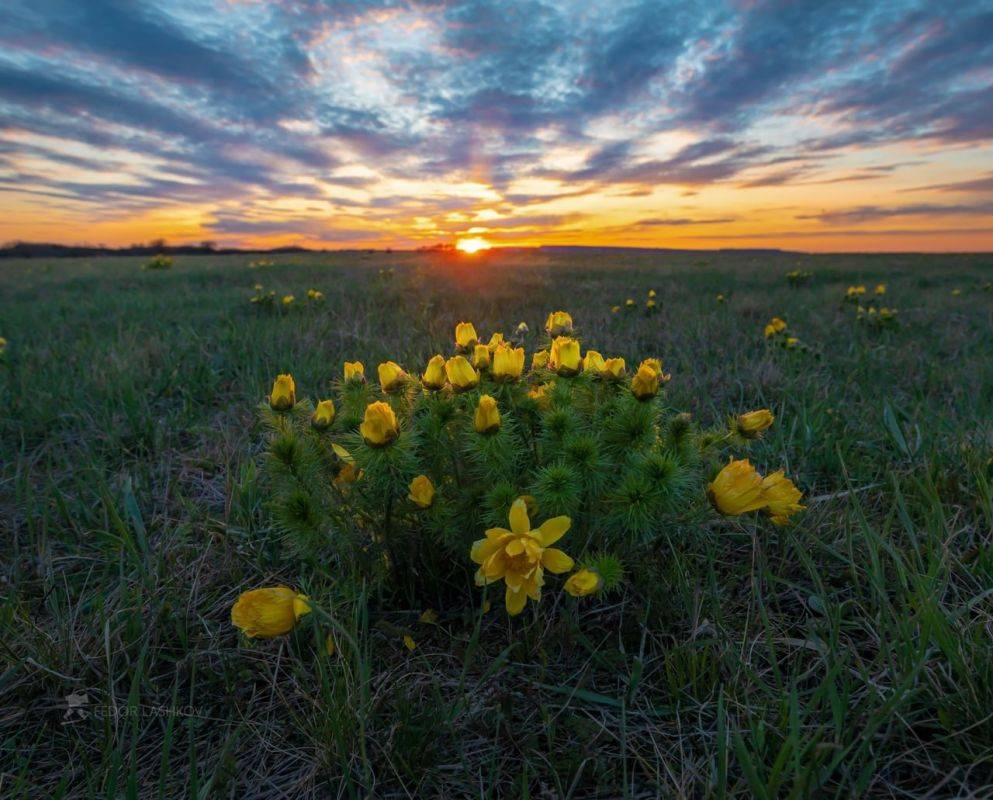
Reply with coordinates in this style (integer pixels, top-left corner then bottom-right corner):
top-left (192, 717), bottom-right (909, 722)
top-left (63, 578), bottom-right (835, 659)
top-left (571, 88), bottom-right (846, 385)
top-left (0, 240), bottom-right (321, 259)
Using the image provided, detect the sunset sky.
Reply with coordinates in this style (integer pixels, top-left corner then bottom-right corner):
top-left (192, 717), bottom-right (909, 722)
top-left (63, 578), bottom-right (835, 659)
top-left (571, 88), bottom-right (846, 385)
top-left (2, 0), bottom-right (992, 252)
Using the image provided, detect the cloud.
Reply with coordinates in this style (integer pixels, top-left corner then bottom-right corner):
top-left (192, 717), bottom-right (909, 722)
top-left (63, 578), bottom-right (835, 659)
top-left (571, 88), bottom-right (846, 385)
top-left (796, 202), bottom-right (993, 223)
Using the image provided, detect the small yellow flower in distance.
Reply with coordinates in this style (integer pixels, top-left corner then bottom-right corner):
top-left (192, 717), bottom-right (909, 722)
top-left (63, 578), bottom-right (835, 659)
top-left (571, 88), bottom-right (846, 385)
top-left (311, 399), bottom-right (336, 430)
top-left (307, 288), bottom-right (324, 300)
top-left (583, 350), bottom-right (606, 375)
top-left (952, 288), bottom-right (961, 296)
top-left (648, 289), bottom-right (656, 298)
top-left (253, 283), bottom-right (263, 291)
top-left (344, 361), bottom-right (365, 383)
top-left (630, 363), bottom-right (660, 400)
top-left (325, 633), bottom-right (336, 656)
top-left (515, 321), bottom-right (529, 336)
top-left (625, 298), bottom-right (635, 308)
top-left (602, 357), bottom-right (626, 381)
top-left (550, 336), bottom-right (582, 376)
top-left (875, 283), bottom-right (886, 295)
top-left (403, 634), bottom-right (416, 651)
top-left (419, 609), bottom-right (439, 624)
top-left (611, 305), bottom-right (620, 313)
top-left (269, 374), bottom-right (296, 411)
top-left (408, 474), bottom-right (436, 508)
top-left (360, 401), bottom-right (399, 447)
top-left (455, 321), bottom-right (478, 350)
top-left (708, 459), bottom-right (768, 516)
top-left (470, 497), bottom-right (574, 615)
top-left (736, 409), bottom-right (774, 439)
top-left (486, 332), bottom-right (505, 352)
top-left (771, 317), bottom-right (787, 333)
top-left (761, 471), bottom-right (805, 525)
top-left (785, 337), bottom-right (800, 348)
top-left (646, 299), bottom-right (656, 310)
top-left (282, 294), bottom-right (294, 305)
top-left (545, 310), bottom-right (574, 337)
top-left (492, 343), bottom-right (525, 381)
top-left (472, 343), bottom-right (491, 370)
top-left (445, 355), bottom-right (479, 392)
top-left (231, 587), bottom-right (311, 638)
top-left (378, 361), bottom-right (406, 393)
top-left (532, 349), bottom-right (550, 369)
top-left (421, 355), bottom-right (447, 391)
top-left (474, 394), bottom-right (501, 434)
top-left (564, 568), bottom-right (603, 597)
top-left (716, 293), bottom-right (725, 303)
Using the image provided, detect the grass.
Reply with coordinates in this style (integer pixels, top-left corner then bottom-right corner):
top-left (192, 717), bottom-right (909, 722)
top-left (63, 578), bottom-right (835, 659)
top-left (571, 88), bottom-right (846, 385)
top-left (2, 248), bottom-right (993, 797)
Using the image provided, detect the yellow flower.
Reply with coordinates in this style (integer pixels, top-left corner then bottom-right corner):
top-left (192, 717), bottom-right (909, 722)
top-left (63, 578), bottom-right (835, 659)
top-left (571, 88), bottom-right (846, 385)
top-left (403, 634), bottom-right (417, 651)
top-left (311, 399), bottom-right (335, 430)
top-left (421, 355), bottom-right (447, 391)
top-left (549, 336), bottom-right (581, 376)
top-left (419, 609), bottom-right (438, 624)
top-left (625, 298), bottom-right (635, 308)
top-left (231, 587), bottom-right (310, 638)
top-left (648, 289), bottom-right (656, 298)
top-left (708, 459), bottom-right (768, 516)
top-left (360, 401), bottom-right (399, 446)
top-left (445, 355), bottom-right (479, 392)
top-left (307, 288), bottom-right (324, 300)
top-left (785, 337), bottom-right (799, 348)
top-left (630, 363), bottom-right (659, 400)
top-left (470, 498), bottom-right (574, 616)
top-left (344, 361), bottom-right (365, 383)
top-left (716, 293), bottom-right (725, 303)
top-left (472, 343), bottom-right (491, 370)
top-left (761, 471), bottom-right (805, 525)
top-left (486, 332), bottom-right (505, 352)
top-left (583, 350), bottom-right (605, 375)
top-left (474, 394), bottom-right (501, 434)
top-left (564, 568), bottom-right (602, 597)
top-left (545, 310), bottom-right (574, 337)
top-left (528, 382), bottom-right (553, 409)
top-left (408, 475), bottom-right (436, 508)
top-left (492, 343), bottom-right (525, 381)
top-left (378, 361), bottom-right (406, 393)
top-left (952, 288), bottom-right (961, 296)
top-left (736, 409), bottom-right (774, 439)
top-left (455, 321), bottom-right (478, 351)
top-left (532, 349), bottom-right (549, 369)
top-left (282, 294), bottom-right (294, 305)
top-left (646, 299), bottom-right (656, 310)
top-left (269, 374), bottom-right (296, 411)
top-left (611, 305), bottom-right (620, 314)
top-left (601, 357), bottom-right (626, 380)
top-left (875, 283), bottom-right (886, 295)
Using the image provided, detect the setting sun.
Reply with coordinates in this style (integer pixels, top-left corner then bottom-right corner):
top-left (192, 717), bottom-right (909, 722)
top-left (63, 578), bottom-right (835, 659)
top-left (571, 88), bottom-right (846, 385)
top-left (456, 237), bottom-right (492, 254)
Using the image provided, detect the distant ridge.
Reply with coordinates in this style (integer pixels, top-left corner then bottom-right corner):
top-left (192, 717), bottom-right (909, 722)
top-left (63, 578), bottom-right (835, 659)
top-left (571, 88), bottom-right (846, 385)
top-left (538, 245), bottom-right (795, 255)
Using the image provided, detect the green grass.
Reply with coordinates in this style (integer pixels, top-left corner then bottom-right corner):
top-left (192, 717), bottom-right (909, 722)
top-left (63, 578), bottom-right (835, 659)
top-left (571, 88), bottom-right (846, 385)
top-left (2, 249), bottom-right (993, 797)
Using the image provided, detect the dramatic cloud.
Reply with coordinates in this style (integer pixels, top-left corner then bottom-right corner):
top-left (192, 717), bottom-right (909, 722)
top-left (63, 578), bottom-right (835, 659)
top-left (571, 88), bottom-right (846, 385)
top-left (0, 0), bottom-right (991, 251)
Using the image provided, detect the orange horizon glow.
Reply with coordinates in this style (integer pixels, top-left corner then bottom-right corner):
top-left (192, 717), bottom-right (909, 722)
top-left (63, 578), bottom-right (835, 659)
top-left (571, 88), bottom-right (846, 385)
top-left (455, 237), bottom-right (492, 254)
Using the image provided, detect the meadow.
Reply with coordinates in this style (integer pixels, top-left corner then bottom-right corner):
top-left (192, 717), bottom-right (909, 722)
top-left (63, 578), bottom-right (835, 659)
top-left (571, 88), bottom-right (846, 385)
top-left (2, 248), bottom-right (993, 798)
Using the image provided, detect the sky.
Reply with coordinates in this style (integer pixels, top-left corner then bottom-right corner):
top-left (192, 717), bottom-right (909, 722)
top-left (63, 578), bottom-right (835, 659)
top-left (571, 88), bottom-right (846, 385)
top-left (1, 0), bottom-right (992, 252)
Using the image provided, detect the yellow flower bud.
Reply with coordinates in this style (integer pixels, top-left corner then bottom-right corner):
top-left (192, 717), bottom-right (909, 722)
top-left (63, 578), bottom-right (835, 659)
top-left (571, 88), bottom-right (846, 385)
top-left (648, 289), bottom-right (656, 298)
top-left (564, 568), bottom-right (602, 597)
top-left (761, 471), bottom-right (805, 525)
top-left (601, 357), bottom-right (625, 381)
top-left (445, 355), bottom-right (479, 392)
top-left (282, 294), bottom-right (294, 305)
top-left (531, 349), bottom-right (549, 370)
top-left (378, 361), bottom-right (406, 393)
top-left (455, 321), bottom-right (478, 351)
top-left (625, 298), bottom-right (635, 308)
top-left (231, 586), bottom-right (310, 638)
top-left (583, 350), bottom-right (605, 375)
top-left (472, 343), bottom-right (491, 371)
top-left (630, 364), bottom-right (660, 400)
top-left (474, 394), bottom-right (501, 434)
top-left (545, 310), bottom-right (573, 337)
top-left (549, 336), bottom-right (581, 376)
top-left (736, 409), bottom-right (774, 439)
top-left (343, 361), bottom-right (365, 383)
top-left (408, 475), bottom-right (436, 508)
top-left (311, 399), bottom-right (335, 430)
top-left (421, 355), bottom-right (447, 391)
top-left (875, 283), bottom-right (886, 295)
top-left (269, 374), bottom-right (296, 411)
top-left (360, 401), bottom-right (399, 447)
top-left (486, 332), bottom-right (505, 352)
top-left (492, 343), bottom-right (525, 381)
top-left (646, 299), bottom-right (656, 310)
top-left (708, 459), bottom-right (768, 516)
top-left (611, 305), bottom-right (620, 313)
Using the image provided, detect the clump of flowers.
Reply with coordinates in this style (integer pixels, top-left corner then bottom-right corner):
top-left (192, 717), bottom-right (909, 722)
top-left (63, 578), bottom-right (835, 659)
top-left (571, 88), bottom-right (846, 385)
top-left (763, 317), bottom-right (813, 355)
top-left (856, 305), bottom-right (899, 330)
top-left (843, 285), bottom-right (867, 304)
top-left (248, 312), bottom-right (804, 621)
top-left (144, 253), bottom-right (172, 270)
top-left (786, 269), bottom-right (813, 287)
top-left (307, 288), bottom-right (325, 301)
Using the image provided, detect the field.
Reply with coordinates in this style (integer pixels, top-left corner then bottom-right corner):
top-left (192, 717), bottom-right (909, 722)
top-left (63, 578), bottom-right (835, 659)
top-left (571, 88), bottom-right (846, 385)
top-left (2, 249), bottom-right (993, 798)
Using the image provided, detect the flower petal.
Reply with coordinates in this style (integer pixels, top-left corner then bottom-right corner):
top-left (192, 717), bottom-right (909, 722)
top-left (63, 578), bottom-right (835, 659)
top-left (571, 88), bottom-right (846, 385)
top-left (505, 538), bottom-right (525, 556)
top-left (541, 548), bottom-right (574, 574)
top-left (506, 585), bottom-right (528, 615)
top-left (536, 516), bottom-right (571, 546)
top-left (509, 498), bottom-right (530, 534)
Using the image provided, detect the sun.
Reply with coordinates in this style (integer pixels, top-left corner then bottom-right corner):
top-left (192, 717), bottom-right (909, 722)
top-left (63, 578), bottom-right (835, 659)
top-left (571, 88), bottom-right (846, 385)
top-left (456, 237), bottom-right (492, 254)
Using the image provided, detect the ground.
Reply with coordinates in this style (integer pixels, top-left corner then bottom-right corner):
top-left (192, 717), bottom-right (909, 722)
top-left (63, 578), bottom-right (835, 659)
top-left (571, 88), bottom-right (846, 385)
top-left (2, 249), bottom-right (993, 798)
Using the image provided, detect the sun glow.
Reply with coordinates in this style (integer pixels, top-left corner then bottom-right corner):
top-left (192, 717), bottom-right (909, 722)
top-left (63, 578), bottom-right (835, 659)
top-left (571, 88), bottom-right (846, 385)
top-left (456, 237), bottom-right (492, 254)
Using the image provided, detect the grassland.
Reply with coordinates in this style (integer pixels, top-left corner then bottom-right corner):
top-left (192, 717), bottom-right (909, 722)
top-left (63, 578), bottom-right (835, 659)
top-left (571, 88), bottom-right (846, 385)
top-left (2, 248), bottom-right (993, 798)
